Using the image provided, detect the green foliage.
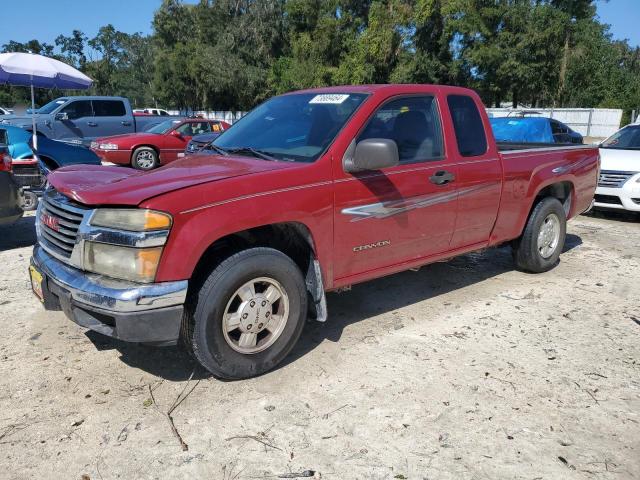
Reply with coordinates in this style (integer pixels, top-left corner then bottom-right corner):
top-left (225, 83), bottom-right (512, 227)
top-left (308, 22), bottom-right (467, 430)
top-left (1, 0), bottom-right (639, 119)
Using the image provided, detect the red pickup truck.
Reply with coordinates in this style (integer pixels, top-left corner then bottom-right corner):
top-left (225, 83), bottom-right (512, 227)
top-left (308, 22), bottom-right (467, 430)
top-left (30, 84), bottom-right (599, 379)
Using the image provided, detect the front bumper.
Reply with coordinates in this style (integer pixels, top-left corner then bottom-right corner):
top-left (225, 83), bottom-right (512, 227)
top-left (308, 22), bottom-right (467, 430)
top-left (32, 245), bottom-right (188, 344)
top-left (90, 148), bottom-right (131, 165)
top-left (594, 184), bottom-right (640, 212)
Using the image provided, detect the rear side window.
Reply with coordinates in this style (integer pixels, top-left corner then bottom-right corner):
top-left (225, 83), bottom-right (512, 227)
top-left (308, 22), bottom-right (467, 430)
top-left (447, 95), bottom-right (487, 157)
top-left (93, 100), bottom-right (126, 117)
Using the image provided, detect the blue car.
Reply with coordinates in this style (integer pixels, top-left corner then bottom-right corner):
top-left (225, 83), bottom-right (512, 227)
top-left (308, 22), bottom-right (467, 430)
top-left (490, 117), bottom-right (583, 144)
top-left (0, 125), bottom-right (101, 208)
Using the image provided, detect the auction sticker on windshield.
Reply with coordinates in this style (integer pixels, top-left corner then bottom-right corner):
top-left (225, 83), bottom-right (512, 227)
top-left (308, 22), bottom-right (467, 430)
top-left (309, 94), bottom-right (350, 104)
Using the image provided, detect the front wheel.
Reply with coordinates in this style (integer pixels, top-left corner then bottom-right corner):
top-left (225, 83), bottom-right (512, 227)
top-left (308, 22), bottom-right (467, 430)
top-left (512, 197), bottom-right (567, 273)
top-left (131, 147), bottom-right (159, 170)
top-left (183, 248), bottom-right (307, 379)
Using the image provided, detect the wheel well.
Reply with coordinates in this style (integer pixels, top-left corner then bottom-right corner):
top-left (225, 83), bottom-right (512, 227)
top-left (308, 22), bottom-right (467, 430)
top-left (38, 155), bottom-right (58, 172)
top-left (189, 222), bottom-right (327, 321)
top-left (131, 145), bottom-right (159, 161)
top-left (535, 181), bottom-right (573, 216)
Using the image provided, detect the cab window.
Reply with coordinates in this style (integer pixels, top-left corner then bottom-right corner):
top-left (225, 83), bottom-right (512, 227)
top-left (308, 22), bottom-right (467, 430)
top-left (60, 100), bottom-right (93, 119)
top-left (358, 96), bottom-right (443, 164)
top-left (93, 100), bottom-right (126, 117)
top-left (447, 95), bottom-right (487, 157)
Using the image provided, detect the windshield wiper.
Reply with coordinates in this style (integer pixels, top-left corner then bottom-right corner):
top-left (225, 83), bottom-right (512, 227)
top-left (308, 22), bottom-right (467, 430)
top-left (226, 147), bottom-right (278, 161)
top-left (205, 144), bottom-right (229, 156)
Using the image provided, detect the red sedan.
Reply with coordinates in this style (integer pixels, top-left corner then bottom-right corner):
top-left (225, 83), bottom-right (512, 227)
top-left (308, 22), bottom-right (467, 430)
top-left (91, 118), bottom-right (230, 170)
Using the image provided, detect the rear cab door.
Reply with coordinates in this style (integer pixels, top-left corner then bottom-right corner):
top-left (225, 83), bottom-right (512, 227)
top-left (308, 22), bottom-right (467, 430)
top-left (91, 99), bottom-right (134, 137)
top-left (332, 87), bottom-right (459, 282)
top-left (444, 91), bottom-right (503, 249)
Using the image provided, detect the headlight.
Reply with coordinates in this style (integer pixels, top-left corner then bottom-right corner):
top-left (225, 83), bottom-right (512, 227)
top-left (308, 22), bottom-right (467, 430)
top-left (98, 143), bottom-right (118, 150)
top-left (84, 242), bottom-right (162, 283)
top-left (90, 209), bottom-right (172, 231)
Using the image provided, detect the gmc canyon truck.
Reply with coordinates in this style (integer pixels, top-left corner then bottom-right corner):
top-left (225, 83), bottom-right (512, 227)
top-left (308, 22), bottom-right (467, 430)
top-left (29, 85), bottom-right (599, 379)
top-left (1, 96), bottom-right (177, 144)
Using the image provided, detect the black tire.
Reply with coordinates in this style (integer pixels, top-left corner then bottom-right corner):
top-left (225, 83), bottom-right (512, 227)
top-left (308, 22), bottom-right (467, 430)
top-left (131, 147), bottom-right (159, 170)
top-left (182, 247), bottom-right (307, 379)
top-left (21, 190), bottom-right (38, 211)
top-left (512, 197), bottom-right (567, 273)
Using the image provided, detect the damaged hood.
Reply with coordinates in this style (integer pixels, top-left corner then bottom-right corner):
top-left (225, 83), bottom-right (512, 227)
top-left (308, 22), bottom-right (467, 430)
top-left (48, 154), bottom-right (293, 206)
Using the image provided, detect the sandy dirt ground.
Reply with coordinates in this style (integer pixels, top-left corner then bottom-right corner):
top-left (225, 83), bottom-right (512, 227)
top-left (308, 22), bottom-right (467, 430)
top-left (0, 210), bottom-right (638, 480)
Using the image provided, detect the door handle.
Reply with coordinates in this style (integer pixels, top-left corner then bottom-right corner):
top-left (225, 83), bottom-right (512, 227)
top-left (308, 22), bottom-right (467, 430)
top-left (87, 121), bottom-right (98, 127)
top-left (429, 170), bottom-right (455, 185)
top-left (121, 121), bottom-right (132, 126)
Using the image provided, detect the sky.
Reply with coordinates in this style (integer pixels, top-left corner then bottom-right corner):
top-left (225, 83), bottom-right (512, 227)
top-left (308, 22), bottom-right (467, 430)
top-left (1, 0), bottom-right (639, 48)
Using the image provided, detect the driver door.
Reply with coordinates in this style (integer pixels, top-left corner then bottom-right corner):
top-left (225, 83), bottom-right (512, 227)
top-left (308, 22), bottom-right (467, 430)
top-left (54, 100), bottom-right (95, 141)
top-left (332, 94), bottom-right (458, 281)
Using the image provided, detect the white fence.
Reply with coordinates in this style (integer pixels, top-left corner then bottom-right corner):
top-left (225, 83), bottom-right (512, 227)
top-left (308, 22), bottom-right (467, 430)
top-left (486, 108), bottom-right (622, 139)
top-left (180, 107), bottom-right (622, 138)
top-left (167, 110), bottom-right (246, 124)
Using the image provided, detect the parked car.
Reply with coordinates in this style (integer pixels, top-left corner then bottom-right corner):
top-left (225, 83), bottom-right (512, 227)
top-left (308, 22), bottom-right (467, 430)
top-left (490, 117), bottom-right (583, 144)
top-left (184, 131), bottom-right (223, 155)
top-left (0, 107), bottom-right (14, 115)
top-left (0, 125), bottom-right (101, 198)
top-left (593, 124), bottom-right (640, 212)
top-left (91, 118), bottom-right (230, 169)
top-left (0, 96), bottom-right (179, 144)
top-left (0, 141), bottom-right (23, 225)
top-left (30, 84), bottom-right (599, 379)
top-left (141, 108), bottom-right (171, 116)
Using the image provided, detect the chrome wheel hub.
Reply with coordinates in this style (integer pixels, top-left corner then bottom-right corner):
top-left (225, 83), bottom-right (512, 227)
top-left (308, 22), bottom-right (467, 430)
top-left (136, 151), bottom-right (155, 169)
top-left (537, 213), bottom-right (561, 259)
top-left (222, 277), bottom-right (289, 354)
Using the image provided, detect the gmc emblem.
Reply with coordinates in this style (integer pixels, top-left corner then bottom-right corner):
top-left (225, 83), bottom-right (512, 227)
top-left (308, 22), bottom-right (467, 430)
top-left (40, 212), bottom-right (60, 231)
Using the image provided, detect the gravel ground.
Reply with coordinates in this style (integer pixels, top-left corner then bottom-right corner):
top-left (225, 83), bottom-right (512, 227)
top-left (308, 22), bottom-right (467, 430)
top-left (0, 210), bottom-right (638, 480)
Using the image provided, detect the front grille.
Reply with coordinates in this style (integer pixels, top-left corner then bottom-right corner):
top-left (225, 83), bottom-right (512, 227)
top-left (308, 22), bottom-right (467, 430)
top-left (598, 170), bottom-right (636, 188)
top-left (594, 194), bottom-right (622, 205)
top-left (12, 164), bottom-right (45, 189)
top-left (38, 190), bottom-right (90, 260)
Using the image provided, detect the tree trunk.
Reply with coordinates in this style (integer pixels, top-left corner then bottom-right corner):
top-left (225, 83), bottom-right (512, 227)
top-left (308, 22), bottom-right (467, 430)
top-left (557, 30), bottom-right (570, 107)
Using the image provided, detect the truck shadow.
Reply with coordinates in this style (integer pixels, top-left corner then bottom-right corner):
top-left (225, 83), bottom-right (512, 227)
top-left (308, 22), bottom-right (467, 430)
top-left (86, 238), bottom-right (582, 381)
top-left (0, 214), bottom-right (36, 251)
top-left (584, 209), bottom-right (639, 224)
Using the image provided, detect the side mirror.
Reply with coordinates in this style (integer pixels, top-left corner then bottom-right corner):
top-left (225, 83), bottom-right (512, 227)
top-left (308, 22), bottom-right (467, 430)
top-left (343, 138), bottom-right (399, 173)
top-left (55, 112), bottom-right (69, 121)
top-left (170, 130), bottom-right (183, 138)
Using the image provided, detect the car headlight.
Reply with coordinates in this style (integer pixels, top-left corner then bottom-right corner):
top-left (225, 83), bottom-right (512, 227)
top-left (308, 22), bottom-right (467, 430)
top-left (98, 143), bottom-right (118, 150)
top-left (84, 242), bottom-right (163, 283)
top-left (83, 208), bottom-right (172, 282)
top-left (90, 209), bottom-right (172, 231)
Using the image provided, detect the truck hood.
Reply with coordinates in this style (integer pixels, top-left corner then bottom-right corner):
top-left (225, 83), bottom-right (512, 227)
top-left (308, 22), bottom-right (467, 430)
top-left (1, 115), bottom-right (44, 127)
top-left (48, 154), bottom-right (293, 206)
top-left (599, 147), bottom-right (640, 172)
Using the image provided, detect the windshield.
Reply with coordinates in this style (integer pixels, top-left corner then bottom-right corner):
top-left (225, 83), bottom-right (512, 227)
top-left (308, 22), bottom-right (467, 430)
top-left (213, 92), bottom-right (369, 162)
top-left (601, 125), bottom-right (640, 150)
top-left (145, 119), bottom-right (182, 134)
top-left (38, 98), bottom-right (68, 114)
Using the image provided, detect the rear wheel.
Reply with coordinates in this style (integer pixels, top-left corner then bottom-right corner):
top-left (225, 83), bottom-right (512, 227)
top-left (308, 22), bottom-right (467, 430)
top-left (512, 197), bottom-right (567, 273)
top-left (183, 248), bottom-right (307, 379)
top-left (131, 147), bottom-right (158, 170)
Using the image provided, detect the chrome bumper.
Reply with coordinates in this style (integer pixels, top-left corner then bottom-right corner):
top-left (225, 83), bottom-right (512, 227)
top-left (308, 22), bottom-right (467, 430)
top-left (32, 245), bottom-right (188, 313)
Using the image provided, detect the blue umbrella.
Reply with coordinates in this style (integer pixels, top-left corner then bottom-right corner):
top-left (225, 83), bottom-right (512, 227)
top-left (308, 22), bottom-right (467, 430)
top-left (0, 52), bottom-right (92, 148)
